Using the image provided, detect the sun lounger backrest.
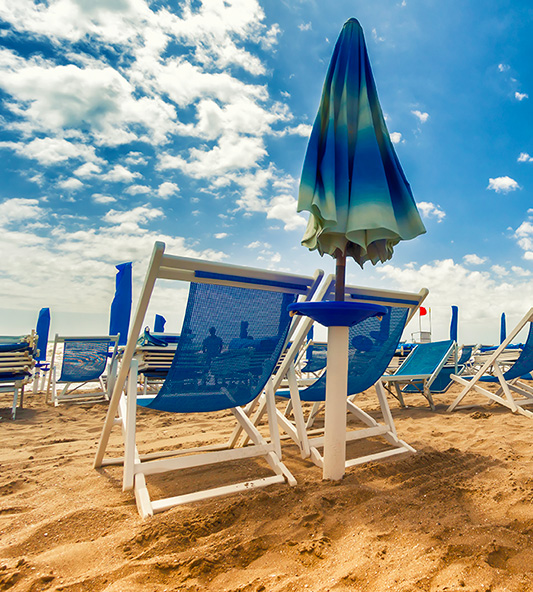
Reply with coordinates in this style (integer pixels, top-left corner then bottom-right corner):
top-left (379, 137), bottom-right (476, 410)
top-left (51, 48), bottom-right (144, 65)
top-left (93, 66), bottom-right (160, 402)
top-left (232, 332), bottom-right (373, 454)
top-left (147, 280), bottom-right (303, 413)
top-left (58, 337), bottom-right (113, 383)
top-left (501, 323), bottom-right (533, 380)
top-left (393, 340), bottom-right (455, 378)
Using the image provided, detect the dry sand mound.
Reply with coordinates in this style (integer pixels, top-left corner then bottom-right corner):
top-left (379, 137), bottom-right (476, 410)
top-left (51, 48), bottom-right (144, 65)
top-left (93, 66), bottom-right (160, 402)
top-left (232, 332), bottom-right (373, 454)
top-left (1, 384), bottom-right (533, 591)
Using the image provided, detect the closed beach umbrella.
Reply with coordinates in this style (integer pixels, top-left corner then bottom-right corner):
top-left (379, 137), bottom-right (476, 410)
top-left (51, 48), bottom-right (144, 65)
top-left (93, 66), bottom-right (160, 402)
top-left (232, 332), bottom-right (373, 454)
top-left (450, 305), bottom-right (459, 342)
top-left (298, 18), bottom-right (426, 298)
top-left (109, 262), bottom-right (132, 346)
top-left (297, 18), bottom-right (426, 479)
top-left (35, 307), bottom-right (51, 361)
top-left (500, 312), bottom-right (506, 344)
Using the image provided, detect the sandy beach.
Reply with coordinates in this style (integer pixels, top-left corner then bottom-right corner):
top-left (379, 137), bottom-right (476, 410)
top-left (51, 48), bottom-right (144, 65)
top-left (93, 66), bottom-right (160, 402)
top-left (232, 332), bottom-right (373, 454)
top-left (1, 383), bottom-right (533, 592)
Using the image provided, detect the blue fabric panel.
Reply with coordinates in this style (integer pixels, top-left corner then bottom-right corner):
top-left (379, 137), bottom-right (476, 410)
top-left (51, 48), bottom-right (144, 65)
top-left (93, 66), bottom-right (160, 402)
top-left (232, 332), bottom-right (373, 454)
top-left (296, 306), bottom-right (408, 402)
top-left (393, 340), bottom-right (454, 378)
top-left (194, 270), bottom-right (306, 292)
top-left (35, 308), bottom-right (50, 361)
top-left (457, 346), bottom-right (473, 365)
top-left (450, 306), bottom-right (458, 342)
top-left (349, 293), bottom-right (419, 306)
top-left (147, 282), bottom-right (297, 413)
top-left (154, 314), bottom-right (166, 332)
top-left (0, 372), bottom-right (29, 380)
top-left (109, 262), bottom-right (132, 346)
top-left (502, 323), bottom-right (533, 381)
top-left (300, 343), bottom-right (328, 373)
top-left (58, 339), bottom-right (110, 383)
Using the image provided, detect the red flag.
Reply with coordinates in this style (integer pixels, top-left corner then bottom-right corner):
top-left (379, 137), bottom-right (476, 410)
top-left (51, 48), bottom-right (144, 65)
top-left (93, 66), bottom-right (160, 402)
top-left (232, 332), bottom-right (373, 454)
top-left (419, 306), bottom-right (427, 316)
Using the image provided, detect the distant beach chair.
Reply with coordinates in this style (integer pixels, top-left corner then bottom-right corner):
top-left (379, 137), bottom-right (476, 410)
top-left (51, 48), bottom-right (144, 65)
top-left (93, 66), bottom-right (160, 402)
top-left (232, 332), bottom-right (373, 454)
top-left (256, 279), bottom-right (428, 471)
top-left (46, 334), bottom-right (119, 406)
top-left (382, 340), bottom-right (457, 410)
top-left (94, 241), bottom-right (324, 518)
top-left (447, 308), bottom-right (533, 418)
top-left (0, 333), bottom-right (37, 419)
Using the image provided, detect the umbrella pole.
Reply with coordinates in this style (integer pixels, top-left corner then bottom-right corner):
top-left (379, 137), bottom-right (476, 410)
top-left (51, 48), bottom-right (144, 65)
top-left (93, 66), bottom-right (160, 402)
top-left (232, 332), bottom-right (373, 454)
top-left (323, 250), bottom-right (348, 480)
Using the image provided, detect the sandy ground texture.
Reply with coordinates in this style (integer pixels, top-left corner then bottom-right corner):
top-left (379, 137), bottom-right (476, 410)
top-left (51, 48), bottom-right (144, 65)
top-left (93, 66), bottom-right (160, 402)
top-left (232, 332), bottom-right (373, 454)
top-left (1, 383), bottom-right (533, 592)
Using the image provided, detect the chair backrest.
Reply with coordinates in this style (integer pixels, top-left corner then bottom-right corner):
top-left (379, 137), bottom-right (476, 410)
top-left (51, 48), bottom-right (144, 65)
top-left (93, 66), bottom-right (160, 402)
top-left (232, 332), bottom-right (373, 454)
top-left (502, 322), bottom-right (533, 380)
top-left (113, 242), bottom-right (325, 415)
top-left (292, 278), bottom-right (428, 402)
top-left (393, 340), bottom-right (456, 378)
top-left (53, 335), bottom-right (119, 383)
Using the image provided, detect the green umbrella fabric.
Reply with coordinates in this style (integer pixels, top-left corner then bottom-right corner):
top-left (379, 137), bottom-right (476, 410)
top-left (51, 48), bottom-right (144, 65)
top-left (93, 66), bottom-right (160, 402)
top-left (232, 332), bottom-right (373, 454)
top-left (298, 18), bottom-right (426, 267)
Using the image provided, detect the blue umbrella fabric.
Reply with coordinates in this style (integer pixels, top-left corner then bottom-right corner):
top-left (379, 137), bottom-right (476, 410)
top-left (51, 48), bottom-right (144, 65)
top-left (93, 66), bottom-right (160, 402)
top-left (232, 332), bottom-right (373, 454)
top-left (500, 312), bottom-right (506, 344)
top-left (35, 307), bottom-right (51, 361)
top-left (154, 314), bottom-right (166, 332)
top-left (450, 305), bottom-right (459, 342)
top-left (298, 18), bottom-right (426, 269)
top-left (109, 262), bottom-right (132, 346)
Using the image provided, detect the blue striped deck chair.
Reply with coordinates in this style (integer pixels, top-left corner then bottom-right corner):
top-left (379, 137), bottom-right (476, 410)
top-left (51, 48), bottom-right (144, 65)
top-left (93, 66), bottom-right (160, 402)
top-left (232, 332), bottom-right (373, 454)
top-left (448, 308), bottom-right (533, 418)
top-left (47, 334), bottom-right (119, 406)
top-left (0, 333), bottom-right (37, 419)
top-left (268, 277), bottom-right (428, 471)
top-left (94, 242), bottom-right (324, 518)
top-left (383, 340), bottom-right (457, 411)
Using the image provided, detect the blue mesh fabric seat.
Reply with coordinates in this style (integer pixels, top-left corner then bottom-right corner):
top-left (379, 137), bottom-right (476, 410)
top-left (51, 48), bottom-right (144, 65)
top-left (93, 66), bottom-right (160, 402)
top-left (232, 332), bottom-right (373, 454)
top-left (48, 335), bottom-right (119, 405)
top-left (146, 282), bottom-right (296, 413)
top-left (448, 313), bottom-right (533, 418)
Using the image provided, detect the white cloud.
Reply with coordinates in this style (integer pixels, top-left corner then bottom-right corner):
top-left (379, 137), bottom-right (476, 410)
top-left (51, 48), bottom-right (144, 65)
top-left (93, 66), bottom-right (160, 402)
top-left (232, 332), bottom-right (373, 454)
top-left (416, 201), bottom-right (445, 222)
top-left (299, 22), bottom-right (312, 31)
top-left (214, 232), bottom-right (228, 239)
top-left (515, 92), bottom-right (529, 101)
top-left (390, 132), bottom-right (402, 144)
top-left (74, 162), bottom-right (102, 177)
top-left (463, 253), bottom-right (487, 265)
top-left (498, 63), bottom-right (510, 72)
top-left (104, 205), bottom-right (163, 233)
top-left (411, 110), bottom-right (429, 123)
top-left (487, 176), bottom-right (520, 193)
top-left (125, 184), bottom-right (152, 195)
top-left (371, 28), bottom-right (385, 42)
top-left (102, 165), bottom-right (141, 183)
top-left (518, 152), bottom-right (533, 162)
top-left (274, 123), bottom-right (312, 137)
top-left (157, 181), bottom-right (180, 198)
top-left (491, 264), bottom-right (508, 276)
top-left (0, 137), bottom-right (100, 165)
top-left (58, 177), bottom-right (84, 190)
top-left (266, 194), bottom-right (307, 231)
top-left (247, 241), bottom-right (270, 249)
top-left (92, 193), bottom-right (116, 204)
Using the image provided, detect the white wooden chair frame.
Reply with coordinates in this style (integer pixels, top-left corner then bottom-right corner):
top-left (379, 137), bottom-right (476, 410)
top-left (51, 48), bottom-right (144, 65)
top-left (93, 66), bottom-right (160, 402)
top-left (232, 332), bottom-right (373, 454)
top-left (242, 278), bottom-right (428, 470)
top-left (0, 332), bottom-right (37, 419)
top-left (447, 308), bottom-right (533, 418)
top-left (46, 334), bottom-right (119, 406)
top-left (94, 241), bottom-right (324, 518)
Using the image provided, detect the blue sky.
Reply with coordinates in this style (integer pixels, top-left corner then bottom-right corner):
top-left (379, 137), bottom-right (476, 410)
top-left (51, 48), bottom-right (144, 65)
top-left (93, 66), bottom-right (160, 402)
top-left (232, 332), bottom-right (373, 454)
top-left (1, 0), bottom-right (532, 345)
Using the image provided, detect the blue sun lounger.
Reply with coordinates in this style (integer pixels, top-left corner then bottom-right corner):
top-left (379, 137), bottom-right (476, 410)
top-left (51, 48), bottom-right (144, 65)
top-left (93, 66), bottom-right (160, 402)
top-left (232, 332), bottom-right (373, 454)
top-left (383, 340), bottom-right (457, 410)
top-left (0, 334), bottom-right (37, 419)
top-left (94, 241), bottom-right (323, 517)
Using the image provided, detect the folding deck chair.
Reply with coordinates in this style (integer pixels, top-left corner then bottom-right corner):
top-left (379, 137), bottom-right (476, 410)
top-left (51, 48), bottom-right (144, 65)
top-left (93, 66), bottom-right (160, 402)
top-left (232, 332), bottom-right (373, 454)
top-left (247, 279), bottom-right (428, 471)
top-left (47, 334), bottom-right (119, 405)
top-left (0, 333), bottom-right (37, 419)
top-left (94, 241), bottom-right (324, 518)
top-left (447, 308), bottom-right (533, 418)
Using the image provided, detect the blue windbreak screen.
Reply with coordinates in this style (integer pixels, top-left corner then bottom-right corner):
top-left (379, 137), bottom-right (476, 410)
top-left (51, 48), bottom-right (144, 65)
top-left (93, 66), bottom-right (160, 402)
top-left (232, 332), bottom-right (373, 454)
top-left (290, 306), bottom-right (408, 402)
top-left (59, 339), bottom-right (110, 383)
top-left (147, 282), bottom-right (297, 413)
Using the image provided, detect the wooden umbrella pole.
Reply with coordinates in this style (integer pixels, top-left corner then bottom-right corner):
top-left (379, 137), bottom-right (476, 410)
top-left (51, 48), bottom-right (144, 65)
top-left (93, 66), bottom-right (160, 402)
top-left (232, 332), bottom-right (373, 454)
top-left (335, 251), bottom-right (346, 301)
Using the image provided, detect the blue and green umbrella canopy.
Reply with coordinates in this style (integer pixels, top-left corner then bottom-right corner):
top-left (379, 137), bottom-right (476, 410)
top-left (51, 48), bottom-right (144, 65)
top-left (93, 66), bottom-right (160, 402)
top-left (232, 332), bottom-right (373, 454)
top-left (298, 18), bottom-right (426, 267)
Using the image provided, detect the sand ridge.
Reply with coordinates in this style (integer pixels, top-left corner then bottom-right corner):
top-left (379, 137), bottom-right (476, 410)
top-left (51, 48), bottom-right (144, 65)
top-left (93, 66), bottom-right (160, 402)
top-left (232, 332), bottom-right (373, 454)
top-left (1, 384), bottom-right (533, 591)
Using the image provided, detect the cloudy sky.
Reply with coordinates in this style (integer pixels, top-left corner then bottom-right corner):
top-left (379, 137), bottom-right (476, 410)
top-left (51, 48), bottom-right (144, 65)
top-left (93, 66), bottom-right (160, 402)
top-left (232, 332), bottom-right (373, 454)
top-left (1, 0), bottom-right (532, 345)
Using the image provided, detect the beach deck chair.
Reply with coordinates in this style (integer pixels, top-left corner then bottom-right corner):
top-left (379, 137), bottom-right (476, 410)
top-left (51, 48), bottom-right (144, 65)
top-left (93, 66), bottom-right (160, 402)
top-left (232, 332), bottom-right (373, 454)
top-left (46, 335), bottom-right (119, 406)
top-left (258, 279), bottom-right (428, 471)
top-left (0, 333), bottom-right (37, 419)
top-left (447, 308), bottom-right (533, 418)
top-left (94, 242), bottom-right (323, 518)
top-left (382, 340), bottom-right (457, 410)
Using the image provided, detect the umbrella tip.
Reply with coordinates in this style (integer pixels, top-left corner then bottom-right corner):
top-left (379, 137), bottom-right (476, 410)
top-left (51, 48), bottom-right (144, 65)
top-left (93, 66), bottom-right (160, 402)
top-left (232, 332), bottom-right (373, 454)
top-left (344, 17), bottom-right (362, 28)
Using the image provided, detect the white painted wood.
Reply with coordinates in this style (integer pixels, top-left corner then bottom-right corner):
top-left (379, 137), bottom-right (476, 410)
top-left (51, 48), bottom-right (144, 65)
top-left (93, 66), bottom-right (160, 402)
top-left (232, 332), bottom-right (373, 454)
top-left (323, 325), bottom-right (349, 481)
top-left (123, 360), bottom-right (139, 492)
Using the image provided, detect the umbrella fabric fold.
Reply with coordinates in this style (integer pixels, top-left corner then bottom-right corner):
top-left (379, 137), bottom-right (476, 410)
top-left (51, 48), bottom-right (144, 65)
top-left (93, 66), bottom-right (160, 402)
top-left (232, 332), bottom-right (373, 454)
top-left (298, 17), bottom-right (426, 267)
